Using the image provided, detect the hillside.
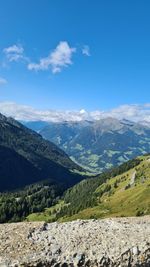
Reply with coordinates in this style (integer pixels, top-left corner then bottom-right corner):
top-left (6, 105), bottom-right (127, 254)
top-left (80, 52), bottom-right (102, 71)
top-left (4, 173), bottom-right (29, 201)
top-left (0, 145), bottom-right (43, 191)
top-left (0, 114), bottom-right (82, 172)
top-left (27, 155), bottom-right (150, 222)
top-left (0, 113), bottom-right (84, 191)
top-left (25, 118), bottom-right (150, 173)
top-left (59, 154), bottom-right (150, 221)
top-left (0, 113), bottom-right (86, 222)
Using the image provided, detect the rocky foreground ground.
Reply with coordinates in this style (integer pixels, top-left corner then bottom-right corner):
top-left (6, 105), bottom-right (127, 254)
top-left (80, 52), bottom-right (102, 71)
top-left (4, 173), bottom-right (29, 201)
top-left (0, 217), bottom-right (150, 267)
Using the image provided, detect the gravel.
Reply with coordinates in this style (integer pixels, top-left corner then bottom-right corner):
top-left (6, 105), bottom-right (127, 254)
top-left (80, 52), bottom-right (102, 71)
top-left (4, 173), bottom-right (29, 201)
top-left (0, 217), bottom-right (150, 266)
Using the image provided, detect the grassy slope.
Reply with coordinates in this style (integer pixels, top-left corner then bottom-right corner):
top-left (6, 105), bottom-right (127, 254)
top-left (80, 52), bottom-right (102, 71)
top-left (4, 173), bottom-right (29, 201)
top-left (27, 155), bottom-right (150, 222)
top-left (27, 200), bottom-right (66, 222)
top-left (60, 155), bottom-right (150, 221)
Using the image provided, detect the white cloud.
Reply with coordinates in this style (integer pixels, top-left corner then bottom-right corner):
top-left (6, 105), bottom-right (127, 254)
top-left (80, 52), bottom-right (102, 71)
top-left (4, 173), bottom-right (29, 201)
top-left (2, 41), bottom-right (90, 73)
top-left (82, 45), bottom-right (90, 56)
top-left (3, 44), bottom-right (24, 54)
top-left (3, 44), bottom-right (26, 62)
top-left (28, 41), bottom-right (76, 73)
top-left (105, 104), bottom-right (150, 122)
top-left (0, 77), bottom-right (7, 85)
top-left (0, 102), bottom-right (150, 125)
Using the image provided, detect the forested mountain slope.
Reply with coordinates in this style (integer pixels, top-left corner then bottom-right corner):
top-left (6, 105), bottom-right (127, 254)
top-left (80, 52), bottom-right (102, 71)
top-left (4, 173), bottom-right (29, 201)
top-left (55, 154), bottom-right (150, 221)
top-left (0, 113), bottom-right (84, 191)
top-left (27, 155), bottom-right (150, 222)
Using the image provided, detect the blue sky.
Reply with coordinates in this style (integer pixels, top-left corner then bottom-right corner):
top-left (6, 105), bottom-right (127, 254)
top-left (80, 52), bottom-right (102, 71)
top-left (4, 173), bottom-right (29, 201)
top-left (0, 0), bottom-right (150, 111)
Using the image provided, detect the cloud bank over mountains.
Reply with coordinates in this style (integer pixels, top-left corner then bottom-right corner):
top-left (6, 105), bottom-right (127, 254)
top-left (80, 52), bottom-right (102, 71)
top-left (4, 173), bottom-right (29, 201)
top-left (0, 102), bottom-right (150, 124)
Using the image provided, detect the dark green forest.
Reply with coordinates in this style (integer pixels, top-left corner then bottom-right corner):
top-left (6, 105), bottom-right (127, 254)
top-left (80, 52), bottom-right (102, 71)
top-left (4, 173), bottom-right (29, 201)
top-left (0, 181), bottom-right (63, 223)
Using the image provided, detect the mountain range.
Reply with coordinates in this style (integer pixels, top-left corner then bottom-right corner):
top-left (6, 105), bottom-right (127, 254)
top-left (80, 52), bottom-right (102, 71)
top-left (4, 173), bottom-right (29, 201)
top-left (1, 112), bottom-right (150, 223)
top-left (24, 118), bottom-right (150, 173)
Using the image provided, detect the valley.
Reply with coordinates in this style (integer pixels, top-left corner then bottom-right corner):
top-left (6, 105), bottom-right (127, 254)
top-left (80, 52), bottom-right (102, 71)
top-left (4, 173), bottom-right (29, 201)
top-left (1, 113), bottom-right (150, 225)
top-left (24, 118), bottom-right (150, 173)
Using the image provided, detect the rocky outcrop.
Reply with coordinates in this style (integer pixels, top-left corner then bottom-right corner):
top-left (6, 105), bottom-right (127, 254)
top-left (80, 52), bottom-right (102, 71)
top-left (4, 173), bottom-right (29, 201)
top-left (0, 217), bottom-right (150, 266)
